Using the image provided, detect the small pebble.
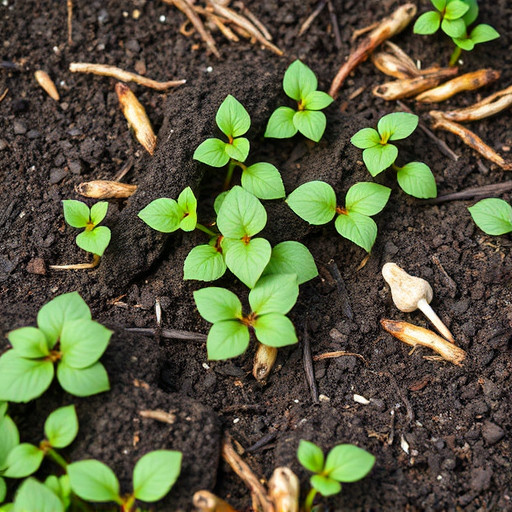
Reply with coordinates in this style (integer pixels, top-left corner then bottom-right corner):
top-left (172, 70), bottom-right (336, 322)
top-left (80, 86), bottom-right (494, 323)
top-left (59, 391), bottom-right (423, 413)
top-left (0, 139), bottom-right (7, 150)
top-left (319, 394), bottom-right (330, 402)
top-left (68, 160), bottom-right (82, 175)
top-left (26, 258), bottom-right (46, 275)
top-left (233, 418), bottom-right (240, 424)
top-left (13, 120), bottom-right (27, 135)
top-left (26, 129), bottom-right (40, 139)
top-left (353, 394), bottom-right (370, 405)
top-left (206, 66), bottom-right (213, 73)
top-left (159, 15), bottom-right (166, 22)
top-left (482, 421), bottom-right (504, 445)
top-left (49, 168), bottom-right (67, 184)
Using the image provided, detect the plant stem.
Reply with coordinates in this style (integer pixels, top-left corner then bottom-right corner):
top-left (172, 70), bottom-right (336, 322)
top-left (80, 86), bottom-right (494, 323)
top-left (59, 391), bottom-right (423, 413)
top-left (391, 163), bottom-right (401, 172)
top-left (223, 160), bottom-right (237, 190)
top-left (46, 448), bottom-right (68, 469)
top-left (196, 223), bottom-right (217, 237)
top-left (449, 46), bottom-right (462, 67)
top-left (304, 488), bottom-right (318, 512)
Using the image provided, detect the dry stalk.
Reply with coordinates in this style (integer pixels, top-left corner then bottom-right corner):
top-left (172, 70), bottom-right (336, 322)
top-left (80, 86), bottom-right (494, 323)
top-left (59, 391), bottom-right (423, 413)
top-left (372, 52), bottom-right (418, 80)
top-left (67, 0), bottom-right (73, 44)
top-left (313, 351), bottom-right (367, 364)
top-left (234, 2), bottom-right (272, 40)
top-left (49, 254), bottom-right (100, 271)
top-left (76, 180), bottom-right (137, 199)
top-left (139, 409), bottom-right (176, 424)
top-left (193, 491), bottom-right (239, 512)
top-left (298, 1), bottom-right (327, 37)
top-left (253, 343), bottom-right (277, 381)
top-left (34, 71), bottom-right (60, 101)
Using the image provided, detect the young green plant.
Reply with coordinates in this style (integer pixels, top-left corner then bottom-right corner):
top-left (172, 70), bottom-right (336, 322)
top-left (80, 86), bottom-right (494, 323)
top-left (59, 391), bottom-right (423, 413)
top-left (0, 292), bottom-right (111, 402)
top-left (468, 198), bottom-right (512, 235)
top-left (265, 60), bottom-right (333, 142)
top-left (0, 403), bottom-right (19, 503)
top-left (287, 181), bottom-right (391, 252)
top-left (297, 440), bottom-right (375, 512)
top-left (3, 477), bottom-right (68, 512)
top-left (351, 112), bottom-right (437, 199)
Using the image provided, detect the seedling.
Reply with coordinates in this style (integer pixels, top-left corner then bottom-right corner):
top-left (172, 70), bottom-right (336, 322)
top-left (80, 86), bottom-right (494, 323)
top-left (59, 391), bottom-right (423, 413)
top-left (0, 292), bottom-right (112, 402)
top-left (67, 450), bottom-right (182, 510)
top-left (193, 273), bottom-right (299, 360)
top-left (287, 181), bottom-right (391, 252)
top-left (0, 403), bottom-right (20, 503)
top-left (5, 477), bottom-right (67, 512)
top-left (351, 112), bottom-right (437, 199)
top-left (297, 440), bottom-right (375, 512)
top-left (265, 60), bottom-right (333, 142)
top-left (468, 198), bottom-right (512, 235)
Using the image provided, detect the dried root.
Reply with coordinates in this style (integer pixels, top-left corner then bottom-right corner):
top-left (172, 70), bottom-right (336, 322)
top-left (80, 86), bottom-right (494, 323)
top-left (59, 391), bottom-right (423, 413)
top-left (76, 180), bottom-right (137, 199)
top-left (34, 70), bottom-right (59, 101)
top-left (49, 254), bottom-right (101, 271)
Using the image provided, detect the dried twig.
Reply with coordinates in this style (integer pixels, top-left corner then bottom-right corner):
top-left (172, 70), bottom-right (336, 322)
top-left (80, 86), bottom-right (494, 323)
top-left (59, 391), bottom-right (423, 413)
top-left (313, 351), bottom-right (367, 364)
top-left (327, 260), bottom-right (353, 320)
top-left (298, 1), bottom-right (327, 37)
top-left (234, 2), bottom-right (272, 40)
top-left (247, 431), bottom-right (278, 452)
top-left (421, 181), bottom-right (512, 205)
top-left (125, 327), bottom-right (207, 341)
top-left (139, 409), bottom-right (176, 424)
top-left (302, 319), bottom-right (318, 404)
top-left (0, 88), bottom-right (8, 104)
top-left (327, 0), bottom-right (342, 50)
top-left (113, 157), bottom-right (134, 182)
top-left (67, 0), bottom-right (73, 44)
top-left (76, 180), bottom-right (137, 199)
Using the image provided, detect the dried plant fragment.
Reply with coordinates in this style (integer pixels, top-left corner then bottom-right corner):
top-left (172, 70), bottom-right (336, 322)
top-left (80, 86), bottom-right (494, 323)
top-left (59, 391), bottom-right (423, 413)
top-left (193, 491), bottom-right (239, 512)
top-left (115, 82), bottom-right (157, 155)
top-left (49, 254), bottom-right (101, 271)
top-left (381, 319), bottom-right (466, 365)
top-left (372, 52), bottom-right (418, 80)
top-left (34, 70), bottom-right (59, 101)
top-left (76, 180), bottom-right (137, 199)
top-left (253, 343), bottom-right (278, 381)
top-left (268, 467), bottom-right (299, 512)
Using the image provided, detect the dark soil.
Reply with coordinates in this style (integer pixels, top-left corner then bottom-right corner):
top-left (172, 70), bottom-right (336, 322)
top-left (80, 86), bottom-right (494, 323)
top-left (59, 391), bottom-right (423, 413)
top-left (1, 0), bottom-right (511, 510)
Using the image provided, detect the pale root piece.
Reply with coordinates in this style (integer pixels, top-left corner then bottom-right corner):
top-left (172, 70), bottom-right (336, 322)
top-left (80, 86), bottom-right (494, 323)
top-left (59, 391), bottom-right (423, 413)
top-left (193, 491), bottom-right (239, 512)
top-left (50, 254), bottom-right (100, 271)
top-left (380, 319), bottom-right (466, 366)
top-left (76, 180), bottom-right (137, 199)
top-left (139, 409), bottom-right (176, 424)
top-left (67, 0), bottom-right (73, 44)
top-left (372, 52), bottom-right (418, 80)
top-left (253, 343), bottom-right (278, 381)
top-left (329, 3), bottom-right (417, 98)
top-left (69, 62), bottom-right (186, 91)
top-left (431, 114), bottom-right (512, 170)
top-left (115, 82), bottom-right (157, 155)
top-left (416, 69), bottom-right (500, 103)
top-left (268, 467), bottom-right (299, 512)
top-left (34, 70), bottom-right (59, 101)
top-left (382, 262), bottom-right (454, 342)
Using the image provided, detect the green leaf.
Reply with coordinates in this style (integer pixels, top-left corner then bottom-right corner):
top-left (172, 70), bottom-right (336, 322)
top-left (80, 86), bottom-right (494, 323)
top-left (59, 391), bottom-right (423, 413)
top-left (335, 212), bottom-right (377, 253)
top-left (224, 137), bottom-right (250, 162)
top-left (286, 181), bottom-right (337, 225)
top-left (57, 362), bottom-right (110, 397)
top-left (441, 17), bottom-right (466, 37)
top-left (216, 95), bottom-right (251, 139)
top-left (293, 110), bottom-right (326, 143)
top-left (310, 475), bottom-right (341, 497)
top-left (444, 0), bottom-right (469, 19)
top-left (253, 313), bottom-right (297, 348)
top-left (184, 244), bottom-right (226, 281)
top-left (241, 162), bottom-right (285, 200)
top-left (12, 478), bottom-right (64, 512)
top-left (0, 402), bottom-right (6, 420)
top-left (193, 138), bottom-right (230, 168)
top-left (224, 238), bottom-right (271, 289)
top-left (193, 287), bottom-right (242, 323)
top-left (324, 444), bottom-right (376, 482)
top-left (396, 162), bottom-right (437, 199)
top-left (76, 226), bottom-right (111, 257)
top-left (138, 198), bottom-right (183, 233)
top-left (345, 182), bottom-right (391, 216)
top-left (468, 198), bottom-right (512, 235)
top-left (297, 440), bottom-right (325, 473)
top-left (283, 60), bottom-right (318, 102)
top-left (44, 405), bottom-right (79, 449)
top-left (217, 186), bottom-right (267, 238)
top-left (37, 292), bottom-right (91, 348)
top-left (62, 200), bottom-right (90, 228)
top-left (89, 202), bottom-right (108, 226)
top-left (0, 415), bottom-right (20, 467)
top-left (264, 107), bottom-right (298, 139)
top-left (133, 450), bottom-right (182, 502)
top-left (67, 460), bottom-right (120, 503)
top-left (350, 128), bottom-right (380, 149)
top-left (4, 444), bottom-right (43, 478)
top-left (214, 191), bottom-right (229, 215)
top-left (207, 320), bottom-right (250, 360)
top-left (44, 475), bottom-right (71, 508)
top-left (249, 274), bottom-right (299, 316)
top-left (362, 144), bottom-right (398, 177)
top-left (7, 327), bottom-right (49, 359)
top-left (377, 112), bottom-right (418, 141)
top-left (469, 24), bottom-right (500, 44)
top-left (302, 91), bottom-right (333, 111)
top-left (431, 0), bottom-right (446, 11)
top-left (462, 0), bottom-right (478, 25)
top-left (0, 478), bottom-right (5, 503)
top-left (453, 35), bottom-right (475, 50)
top-left (413, 11), bottom-right (441, 34)
top-left (0, 351), bottom-right (54, 403)
top-left (177, 187), bottom-right (197, 232)
top-left (262, 241), bottom-right (318, 285)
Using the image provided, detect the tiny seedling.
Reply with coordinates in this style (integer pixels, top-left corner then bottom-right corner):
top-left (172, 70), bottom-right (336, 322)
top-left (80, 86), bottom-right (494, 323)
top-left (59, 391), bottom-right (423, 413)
top-left (0, 403), bottom-right (20, 503)
top-left (265, 60), bottom-right (333, 142)
top-left (468, 198), bottom-right (512, 235)
top-left (287, 181), bottom-right (391, 252)
top-left (67, 450), bottom-right (182, 510)
top-left (0, 292), bottom-right (112, 402)
top-left (297, 440), bottom-right (375, 512)
top-left (351, 112), bottom-right (437, 199)
top-left (5, 477), bottom-right (67, 512)
top-left (193, 273), bottom-right (299, 360)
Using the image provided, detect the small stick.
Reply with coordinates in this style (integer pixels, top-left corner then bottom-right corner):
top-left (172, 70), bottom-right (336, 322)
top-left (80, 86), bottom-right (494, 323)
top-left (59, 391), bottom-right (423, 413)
top-left (381, 319), bottom-right (466, 366)
top-left (49, 254), bottom-right (101, 271)
top-left (302, 319), bottom-right (318, 404)
top-left (247, 431), bottom-right (278, 452)
top-left (139, 409), bottom-right (176, 424)
top-left (113, 157), bottom-right (134, 182)
top-left (351, 21), bottom-right (380, 41)
top-left (327, 260), bottom-right (353, 320)
top-left (67, 0), bottom-right (73, 44)
top-left (209, 14), bottom-right (240, 42)
top-left (34, 71), bottom-right (60, 101)
top-left (421, 181), bottom-right (512, 205)
top-left (193, 491), bottom-right (239, 512)
top-left (348, 86), bottom-right (365, 100)
top-left (298, 1), bottom-right (327, 37)
top-left (329, 3), bottom-right (417, 98)
top-left (313, 351), bottom-right (367, 364)
top-left (125, 327), bottom-right (207, 341)
top-left (327, 0), bottom-right (342, 50)
top-left (76, 180), bottom-right (137, 199)
top-left (431, 114), bottom-right (512, 170)
top-left (0, 88), bottom-right (8, 103)
top-left (234, 2), bottom-right (272, 41)
top-left (69, 62), bottom-right (186, 91)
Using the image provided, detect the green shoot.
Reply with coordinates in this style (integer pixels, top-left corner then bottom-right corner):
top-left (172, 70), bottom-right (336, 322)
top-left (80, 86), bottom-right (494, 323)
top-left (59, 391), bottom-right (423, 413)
top-left (297, 440), bottom-right (375, 512)
top-left (265, 60), bottom-right (333, 142)
top-left (193, 274), bottom-right (299, 360)
top-left (0, 292), bottom-right (111, 402)
top-left (0, 404), bottom-right (20, 502)
top-left (468, 198), bottom-right (512, 235)
top-left (286, 181), bottom-right (390, 252)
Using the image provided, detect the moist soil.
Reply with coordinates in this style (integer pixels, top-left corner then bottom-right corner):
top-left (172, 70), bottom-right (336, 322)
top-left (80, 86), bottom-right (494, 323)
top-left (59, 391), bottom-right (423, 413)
top-left (1, 0), bottom-right (511, 510)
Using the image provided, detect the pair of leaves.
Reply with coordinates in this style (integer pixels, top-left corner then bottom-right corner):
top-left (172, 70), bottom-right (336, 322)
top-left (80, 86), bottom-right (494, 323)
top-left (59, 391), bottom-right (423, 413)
top-left (297, 440), bottom-right (375, 497)
top-left (194, 95), bottom-right (251, 166)
top-left (287, 181), bottom-right (390, 252)
top-left (265, 60), bottom-right (333, 143)
top-left (67, 450), bottom-right (182, 504)
top-left (414, 0), bottom-right (470, 38)
top-left (468, 198), bottom-right (512, 236)
top-left (194, 274), bottom-right (299, 360)
top-left (0, 292), bottom-right (111, 403)
top-left (453, 23), bottom-right (500, 50)
top-left (62, 200), bottom-right (111, 257)
top-left (5, 478), bottom-right (66, 512)
top-left (138, 187), bottom-right (198, 233)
